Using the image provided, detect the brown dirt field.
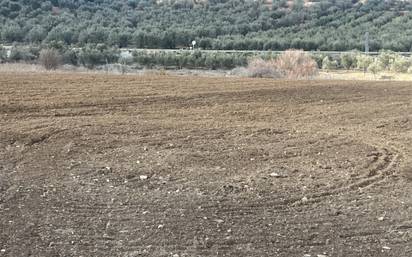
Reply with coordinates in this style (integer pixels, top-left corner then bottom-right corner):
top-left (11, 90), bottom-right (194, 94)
top-left (0, 73), bottom-right (411, 257)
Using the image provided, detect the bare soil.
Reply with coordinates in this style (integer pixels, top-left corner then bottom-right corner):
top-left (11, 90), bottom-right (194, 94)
top-left (0, 73), bottom-right (411, 257)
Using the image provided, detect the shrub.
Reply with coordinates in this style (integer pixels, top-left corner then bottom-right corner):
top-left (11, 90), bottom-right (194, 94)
top-left (244, 50), bottom-right (318, 79)
top-left (133, 51), bottom-right (152, 67)
top-left (311, 53), bottom-right (326, 69)
top-left (0, 46), bottom-right (7, 63)
top-left (368, 60), bottom-right (381, 76)
top-left (274, 49), bottom-right (318, 79)
top-left (8, 46), bottom-right (38, 62)
top-left (322, 56), bottom-right (338, 71)
top-left (340, 52), bottom-right (358, 69)
top-left (390, 55), bottom-right (410, 73)
top-left (62, 48), bottom-right (78, 65)
top-left (246, 58), bottom-right (280, 78)
top-left (79, 44), bottom-right (119, 69)
top-left (39, 49), bottom-right (61, 70)
top-left (205, 54), bottom-right (218, 69)
top-left (118, 54), bottom-right (134, 66)
top-left (356, 54), bottom-right (373, 72)
top-left (377, 50), bottom-right (397, 70)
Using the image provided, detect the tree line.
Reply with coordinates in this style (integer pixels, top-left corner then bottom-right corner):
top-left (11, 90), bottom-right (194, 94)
top-left (3, 44), bottom-right (412, 75)
top-left (2, 0), bottom-right (412, 51)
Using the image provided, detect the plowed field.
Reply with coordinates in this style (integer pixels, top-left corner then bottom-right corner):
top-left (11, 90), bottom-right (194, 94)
top-left (0, 73), bottom-right (411, 257)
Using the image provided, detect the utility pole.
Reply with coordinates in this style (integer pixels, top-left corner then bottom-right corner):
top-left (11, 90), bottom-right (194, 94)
top-left (364, 32), bottom-right (369, 54)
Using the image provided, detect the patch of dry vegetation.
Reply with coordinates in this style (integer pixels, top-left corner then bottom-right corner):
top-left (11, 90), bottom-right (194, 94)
top-left (245, 49), bottom-right (318, 79)
top-left (39, 49), bottom-right (62, 70)
top-left (0, 63), bottom-right (47, 73)
top-left (244, 58), bottom-right (280, 78)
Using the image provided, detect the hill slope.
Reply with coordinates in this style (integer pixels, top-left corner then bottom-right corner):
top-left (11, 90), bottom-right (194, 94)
top-left (1, 0), bottom-right (412, 51)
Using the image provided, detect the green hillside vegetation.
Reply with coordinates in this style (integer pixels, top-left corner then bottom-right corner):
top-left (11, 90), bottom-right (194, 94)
top-left (1, 0), bottom-right (412, 51)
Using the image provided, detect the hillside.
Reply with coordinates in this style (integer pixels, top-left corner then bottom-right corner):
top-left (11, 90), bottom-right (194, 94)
top-left (1, 0), bottom-right (412, 51)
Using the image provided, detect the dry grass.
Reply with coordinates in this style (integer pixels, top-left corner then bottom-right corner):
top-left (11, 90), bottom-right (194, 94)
top-left (0, 63), bottom-right (138, 75)
top-left (3, 62), bottom-right (412, 81)
top-left (0, 63), bottom-right (47, 73)
top-left (318, 70), bottom-right (412, 81)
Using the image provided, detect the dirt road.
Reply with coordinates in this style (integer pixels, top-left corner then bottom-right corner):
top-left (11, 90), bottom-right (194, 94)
top-left (0, 73), bottom-right (411, 257)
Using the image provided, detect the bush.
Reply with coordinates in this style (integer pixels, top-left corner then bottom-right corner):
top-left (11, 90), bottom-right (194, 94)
top-left (311, 53), bottom-right (326, 69)
top-left (340, 52), bottom-right (358, 69)
top-left (0, 46), bottom-right (7, 63)
top-left (62, 48), bottom-right (78, 65)
top-left (79, 44), bottom-right (119, 69)
top-left (377, 50), bottom-right (397, 70)
top-left (390, 55), bottom-right (410, 73)
top-left (8, 46), bottom-right (38, 62)
top-left (39, 49), bottom-right (61, 70)
top-left (322, 56), bottom-right (338, 70)
top-left (118, 53), bottom-right (134, 65)
top-left (245, 50), bottom-right (318, 79)
top-left (246, 58), bottom-right (280, 78)
top-left (368, 60), bottom-right (381, 76)
top-left (274, 49), bottom-right (318, 79)
top-left (356, 54), bottom-right (373, 72)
